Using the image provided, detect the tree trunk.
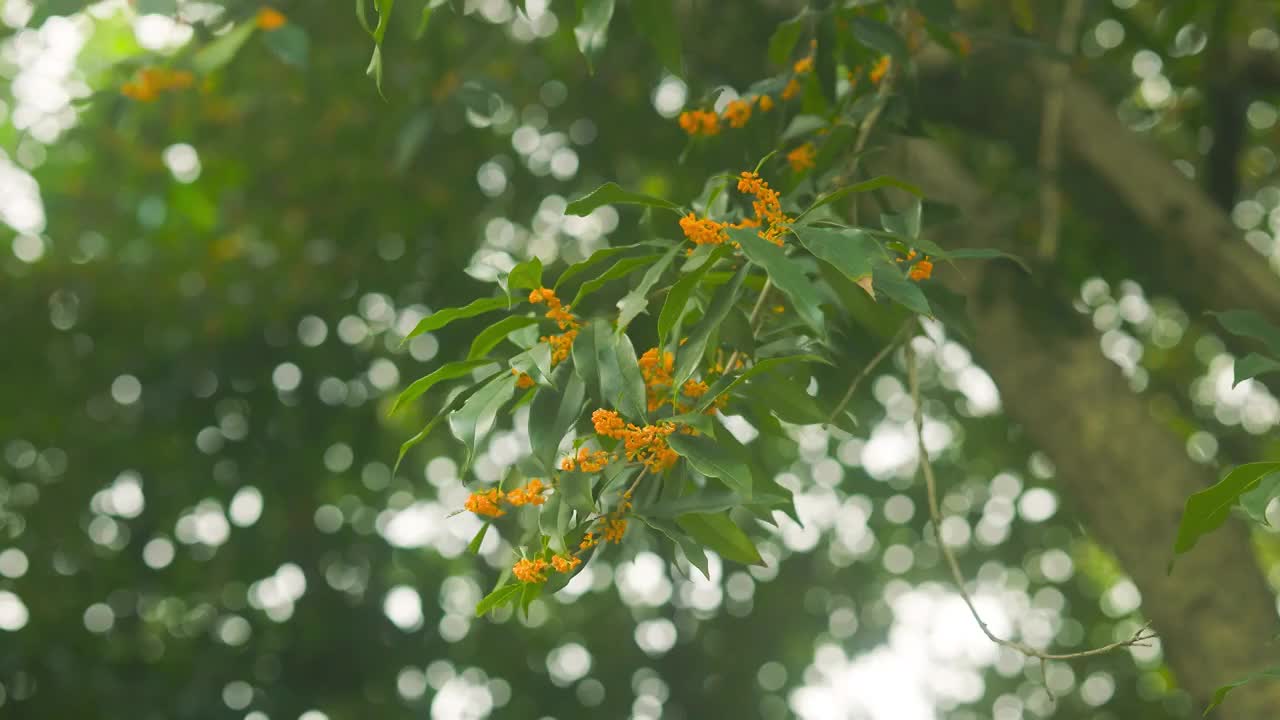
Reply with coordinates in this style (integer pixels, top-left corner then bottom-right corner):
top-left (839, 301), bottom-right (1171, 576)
top-left (881, 138), bottom-right (1280, 717)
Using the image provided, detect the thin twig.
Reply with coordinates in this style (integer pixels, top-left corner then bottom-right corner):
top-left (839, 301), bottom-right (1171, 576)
top-left (723, 278), bottom-right (773, 376)
top-left (826, 321), bottom-right (911, 425)
top-left (906, 338), bottom-right (1157, 663)
top-left (1036, 0), bottom-right (1086, 260)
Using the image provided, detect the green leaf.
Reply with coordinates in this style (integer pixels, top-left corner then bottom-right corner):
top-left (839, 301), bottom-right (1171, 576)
top-left (797, 176), bottom-right (922, 222)
top-left (391, 359), bottom-right (495, 415)
top-left (881, 200), bottom-right (922, 240)
top-left (475, 583), bottom-right (522, 616)
top-left (664, 412), bottom-right (716, 435)
top-left (727, 228), bottom-right (825, 337)
top-left (630, 0), bottom-right (682, 76)
top-left (617, 244), bottom-right (682, 332)
top-left (193, 22), bottom-right (257, 74)
top-left (507, 257), bottom-right (544, 292)
top-left (1234, 353), bottom-right (1280, 387)
top-left (591, 322), bottom-right (648, 421)
top-left (850, 16), bottom-right (908, 59)
top-left (571, 253), bottom-right (664, 309)
top-left (403, 296), bottom-right (509, 341)
top-left (414, 0), bottom-right (448, 38)
top-left (658, 245), bottom-right (729, 348)
top-left (768, 10), bottom-right (807, 66)
top-left (466, 315), bottom-right (541, 360)
top-left (676, 512), bottom-right (763, 565)
top-left (1240, 472), bottom-right (1280, 525)
top-left (366, 45), bottom-right (384, 94)
top-left (448, 373), bottom-right (521, 468)
top-left (529, 368), bottom-right (586, 474)
top-left (872, 261), bottom-right (932, 316)
top-left (555, 245), bottom-right (640, 291)
top-left (1215, 310), bottom-right (1280, 357)
top-left (643, 517), bottom-right (710, 578)
top-left (938, 248), bottom-right (1030, 273)
top-left (467, 523), bottom-right (490, 554)
top-left (1174, 462), bottom-right (1280, 555)
top-left (393, 383), bottom-right (480, 474)
top-left (573, 0), bottom-right (615, 73)
top-left (742, 372), bottom-right (826, 425)
top-left (519, 579), bottom-right (543, 616)
top-left (137, 0), bottom-right (177, 14)
top-left (559, 471), bottom-right (597, 514)
top-left (509, 343), bottom-right (555, 387)
top-left (571, 323), bottom-right (601, 404)
top-left (667, 433), bottom-right (752, 498)
top-left (793, 226), bottom-right (878, 283)
top-left (782, 115), bottom-right (829, 142)
top-left (565, 182), bottom-right (682, 216)
top-left (263, 23), bottom-right (309, 67)
top-left (673, 264), bottom-right (749, 392)
top-left (1204, 667), bottom-right (1280, 716)
top-left (693, 355), bottom-right (824, 413)
top-left (641, 490), bottom-right (745, 518)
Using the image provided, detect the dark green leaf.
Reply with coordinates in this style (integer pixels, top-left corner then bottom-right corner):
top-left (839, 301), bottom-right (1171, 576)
top-left (880, 200), bottom-right (922, 239)
top-left (742, 372), bottom-right (826, 425)
top-left (658, 245), bottom-right (729, 347)
top-left (850, 16), bottom-right (908, 59)
top-left (676, 512), bottom-right (763, 565)
top-left (668, 433), bottom-right (752, 498)
top-left (393, 384), bottom-right (478, 474)
top-left (448, 372), bottom-right (520, 468)
top-left (1174, 462), bottom-right (1280, 555)
top-left (507, 257), bottom-right (543, 292)
top-left (1214, 310), bottom-right (1280, 357)
top-left (595, 324), bottom-right (648, 421)
top-left (467, 523), bottom-right (490, 554)
top-left (1234, 353), bottom-right (1280, 387)
top-left (617, 244), bottom-right (682, 332)
top-left (768, 10), bottom-right (807, 66)
top-left (1240, 472), bottom-right (1280, 525)
top-left (555, 245), bottom-right (641, 291)
top-left (565, 182), bottom-right (681, 216)
top-left (728, 228), bottom-right (826, 337)
top-left (630, 0), bottom-right (682, 76)
top-left (693, 355), bottom-right (824, 413)
top-left (571, 253), bottom-right (664, 309)
top-left (797, 176), bottom-right (922, 221)
top-left (673, 264), bottom-right (750, 391)
top-left (474, 583), bottom-right (522, 616)
top-left (781, 115), bottom-right (829, 142)
top-left (643, 517), bottom-right (710, 578)
top-left (529, 368), bottom-right (586, 474)
top-left (938, 248), bottom-right (1030, 273)
top-left (872, 261), bottom-right (932, 316)
top-left (403, 296), bottom-right (509, 341)
top-left (519, 578), bottom-right (543, 616)
top-left (509, 343), bottom-right (554, 387)
top-left (559, 471), bottom-right (596, 514)
top-left (794, 226), bottom-right (878, 283)
top-left (640, 490), bottom-right (744, 518)
top-left (414, 0), bottom-right (448, 38)
top-left (466, 315), bottom-right (541, 360)
top-left (391, 359), bottom-right (495, 415)
top-left (193, 21), bottom-right (256, 74)
top-left (263, 24), bottom-right (309, 67)
top-left (573, 0), bottom-right (615, 72)
top-left (1204, 667), bottom-right (1280, 716)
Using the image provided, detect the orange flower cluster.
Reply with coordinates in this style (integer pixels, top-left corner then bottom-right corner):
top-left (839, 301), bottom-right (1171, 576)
top-left (529, 287), bottom-right (579, 364)
top-left (512, 553), bottom-right (580, 584)
top-left (256, 7), bottom-right (288, 30)
top-left (722, 98), bottom-right (752, 128)
top-left (560, 447), bottom-right (611, 472)
top-left (463, 479), bottom-right (548, 518)
top-left (679, 213), bottom-right (728, 246)
top-left (120, 67), bottom-right (195, 102)
top-left (870, 56), bottom-right (892, 85)
top-left (737, 171), bottom-right (794, 246)
top-left (787, 143), bottom-right (816, 173)
top-left (582, 490), bottom-right (634, 549)
top-left (507, 478), bottom-right (548, 506)
top-left (512, 369), bottom-right (536, 388)
top-left (897, 250), bottom-right (933, 281)
top-left (592, 409), bottom-right (679, 472)
top-left (682, 379), bottom-right (709, 398)
top-left (678, 109), bottom-right (721, 136)
top-left (640, 348), bottom-right (675, 411)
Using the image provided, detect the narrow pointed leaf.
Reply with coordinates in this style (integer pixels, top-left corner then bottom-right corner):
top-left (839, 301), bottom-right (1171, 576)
top-left (448, 372), bottom-right (520, 467)
top-left (573, 0), bottom-right (615, 72)
top-left (794, 226), bottom-right (878, 283)
top-left (796, 176), bottom-right (922, 221)
top-left (668, 433), bottom-right (752, 498)
top-left (676, 512), bottom-right (763, 565)
top-left (1234, 353), bottom-right (1280, 387)
top-left (466, 315), bottom-right (540, 360)
top-left (658, 245), bottom-right (729, 347)
top-left (616, 244), bottom-right (682, 332)
top-left (475, 583), bottom-right (521, 616)
top-left (1174, 462), bottom-right (1280, 555)
top-left (571, 254), bottom-right (664, 309)
top-left (673, 264), bottom-right (749, 391)
top-left (565, 182), bottom-right (681, 216)
top-left (529, 368), bottom-right (586, 474)
top-left (728, 228), bottom-right (825, 337)
top-left (392, 359), bottom-right (495, 415)
top-left (404, 296), bottom-right (509, 341)
top-left (643, 517), bottom-right (710, 579)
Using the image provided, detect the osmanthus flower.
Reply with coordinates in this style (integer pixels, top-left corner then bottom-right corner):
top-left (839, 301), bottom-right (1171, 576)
top-left (506, 478), bottom-right (548, 507)
top-left (787, 143), bottom-right (816, 173)
top-left (464, 488), bottom-right (505, 518)
top-left (561, 447), bottom-right (610, 472)
top-left (256, 6), bottom-right (288, 30)
top-left (512, 369), bottom-right (536, 389)
top-left (528, 287), bottom-right (580, 364)
top-left (682, 379), bottom-right (710, 398)
top-left (679, 213), bottom-right (728, 246)
top-left (120, 67), bottom-right (195, 102)
top-left (551, 554), bottom-right (582, 573)
top-left (896, 250), bottom-right (933, 282)
top-left (793, 56), bottom-right (815, 75)
top-left (722, 98), bottom-right (753, 129)
top-left (758, 94), bottom-right (775, 112)
top-left (781, 77), bottom-right (802, 101)
top-left (736, 171), bottom-right (794, 246)
top-left (870, 56), bottom-right (892, 85)
top-left (591, 409), bottom-right (680, 473)
top-left (678, 109), bottom-right (721, 136)
top-left (512, 557), bottom-right (549, 584)
top-left (639, 348), bottom-right (675, 411)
